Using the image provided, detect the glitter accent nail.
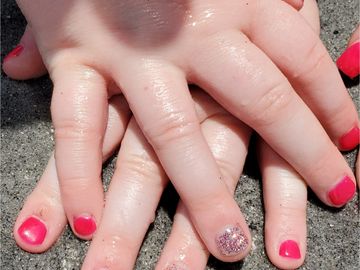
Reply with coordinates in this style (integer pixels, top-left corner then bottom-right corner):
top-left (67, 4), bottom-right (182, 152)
top-left (215, 224), bottom-right (248, 256)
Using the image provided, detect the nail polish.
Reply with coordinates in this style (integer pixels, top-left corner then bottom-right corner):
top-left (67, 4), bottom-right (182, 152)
top-left (336, 42), bottom-right (360, 79)
top-left (339, 126), bottom-right (359, 151)
top-left (4, 44), bottom-right (24, 62)
top-left (215, 224), bottom-right (248, 256)
top-left (17, 216), bottom-right (47, 245)
top-left (73, 214), bottom-right (97, 236)
top-left (279, 240), bottom-right (301, 259)
top-left (328, 176), bottom-right (356, 206)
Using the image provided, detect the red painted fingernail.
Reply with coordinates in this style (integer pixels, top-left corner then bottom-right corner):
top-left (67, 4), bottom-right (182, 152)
top-left (328, 176), bottom-right (356, 206)
top-left (336, 42), bottom-right (360, 79)
top-left (3, 44), bottom-right (24, 63)
top-left (279, 240), bottom-right (301, 259)
top-left (339, 126), bottom-right (359, 151)
top-left (73, 214), bottom-right (97, 236)
top-left (18, 216), bottom-right (47, 245)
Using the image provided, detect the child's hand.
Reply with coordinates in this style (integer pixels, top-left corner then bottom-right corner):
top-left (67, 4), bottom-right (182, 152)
top-left (11, 0), bottom-right (358, 261)
top-left (14, 88), bottom-right (307, 270)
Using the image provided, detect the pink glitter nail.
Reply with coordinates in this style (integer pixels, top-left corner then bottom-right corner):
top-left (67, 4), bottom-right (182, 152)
top-left (215, 225), bottom-right (248, 256)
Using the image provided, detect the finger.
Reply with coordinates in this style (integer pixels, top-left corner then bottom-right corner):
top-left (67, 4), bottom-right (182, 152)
top-left (336, 26), bottom-right (360, 79)
top-left (245, 0), bottom-right (359, 151)
top-left (2, 25), bottom-right (47, 80)
top-left (299, 0), bottom-right (320, 35)
top-left (13, 155), bottom-right (66, 253)
top-left (13, 95), bottom-right (131, 253)
top-left (51, 64), bottom-right (108, 239)
top-left (259, 140), bottom-right (307, 270)
top-left (113, 62), bottom-right (251, 261)
top-left (81, 117), bottom-right (168, 269)
top-left (191, 30), bottom-right (356, 207)
top-left (157, 107), bottom-right (252, 269)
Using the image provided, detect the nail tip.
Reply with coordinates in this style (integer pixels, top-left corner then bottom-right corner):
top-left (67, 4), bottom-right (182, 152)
top-left (18, 216), bottom-right (47, 245)
top-left (336, 42), bottom-right (360, 79)
top-left (73, 214), bottom-right (97, 237)
top-left (339, 127), bottom-right (360, 151)
top-left (329, 176), bottom-right (356, 206)
top-left (279, 240), bottom-right (301, 259)
top-left (215, 225), bottom-right (249, 256)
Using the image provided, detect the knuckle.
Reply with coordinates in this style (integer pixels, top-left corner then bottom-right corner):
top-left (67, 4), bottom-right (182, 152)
top-left (249, 81), bottom-right (293, 127)
top-left (188, 187), bottom-right (229, 214)
top-left (118, 153), bottom-right (165, 185)
top-left (143, 112), bottom-right (200, 150)
top-left (292, 41), bottom-right (328, 81)
top-left (59, 176), bottom-right (91, 194)
top-left (54, 119), bottom-right (101, 141)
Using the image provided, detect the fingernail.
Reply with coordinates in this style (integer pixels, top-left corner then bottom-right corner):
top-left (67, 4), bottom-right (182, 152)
top-left (339, 126), bottom-right (359, 151)
top-left (328, 176), bottom-right (356, 206)
top-left (4, 44), bottom-right (24, 63)
top-left (73, 214), bottom-right (97, 236)
top-left (18, 216), bottom-right (47, 245)
top-left (336, 42), bottom-right (360, 79)
top-left (279, 240), bottom-right (301, 259)
top-left (215, 224), bottom-right (249, 256)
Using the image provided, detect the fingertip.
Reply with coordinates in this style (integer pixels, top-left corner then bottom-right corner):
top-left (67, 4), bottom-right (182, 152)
top-left (72, 214), bottom-right (97, 239)
top-left (327, 175), bottom-right (356, 207)
top-left (266, 237), bottom-right (306, 270)
top-left (336, 42), bottom-right (360, 80)
top-left (338, 126), bottom-right (360, 152)
top-left (14, 215), bottom-right (47, 250)
top-left (14, 200), bottom-right (66, 253)
top-left (2, 27), bottom-right (47, 80)
top-left (214, 223), bottom-right (252, 262)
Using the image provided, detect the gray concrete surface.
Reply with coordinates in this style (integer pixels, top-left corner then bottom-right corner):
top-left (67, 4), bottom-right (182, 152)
top-left (1, 0), bottom-right (359, 269)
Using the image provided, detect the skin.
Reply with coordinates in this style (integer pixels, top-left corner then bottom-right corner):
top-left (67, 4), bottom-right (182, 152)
top-left (2, 0), bottom-right (358, 266)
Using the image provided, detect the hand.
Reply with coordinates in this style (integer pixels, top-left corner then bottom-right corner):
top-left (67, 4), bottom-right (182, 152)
top-left (5, 0), bottom-right (353, 264)
top-left (12, 86), bottom-right (306, 269)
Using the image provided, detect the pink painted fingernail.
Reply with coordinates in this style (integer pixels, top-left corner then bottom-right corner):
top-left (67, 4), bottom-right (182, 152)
top-left (73, 214), bottom-right (97, 236)
top-left (215, 224), bottom-right (249, 256)
top-left (18, 216), bottom-right (47, 245)
top-left (336, 42), bottom-right (360, 79)
top-left (328, 176), bottom-right (356, 206)
top-left (4, 44), bottom-right (24, 63)
top-left (279, 240), bottom-right (301, 259)
top-left (339, 126), bottom-right (360, 151)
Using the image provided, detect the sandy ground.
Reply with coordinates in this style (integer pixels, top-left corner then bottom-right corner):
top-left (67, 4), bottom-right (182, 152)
top-left (1, 0), bottom-right (359, 269)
